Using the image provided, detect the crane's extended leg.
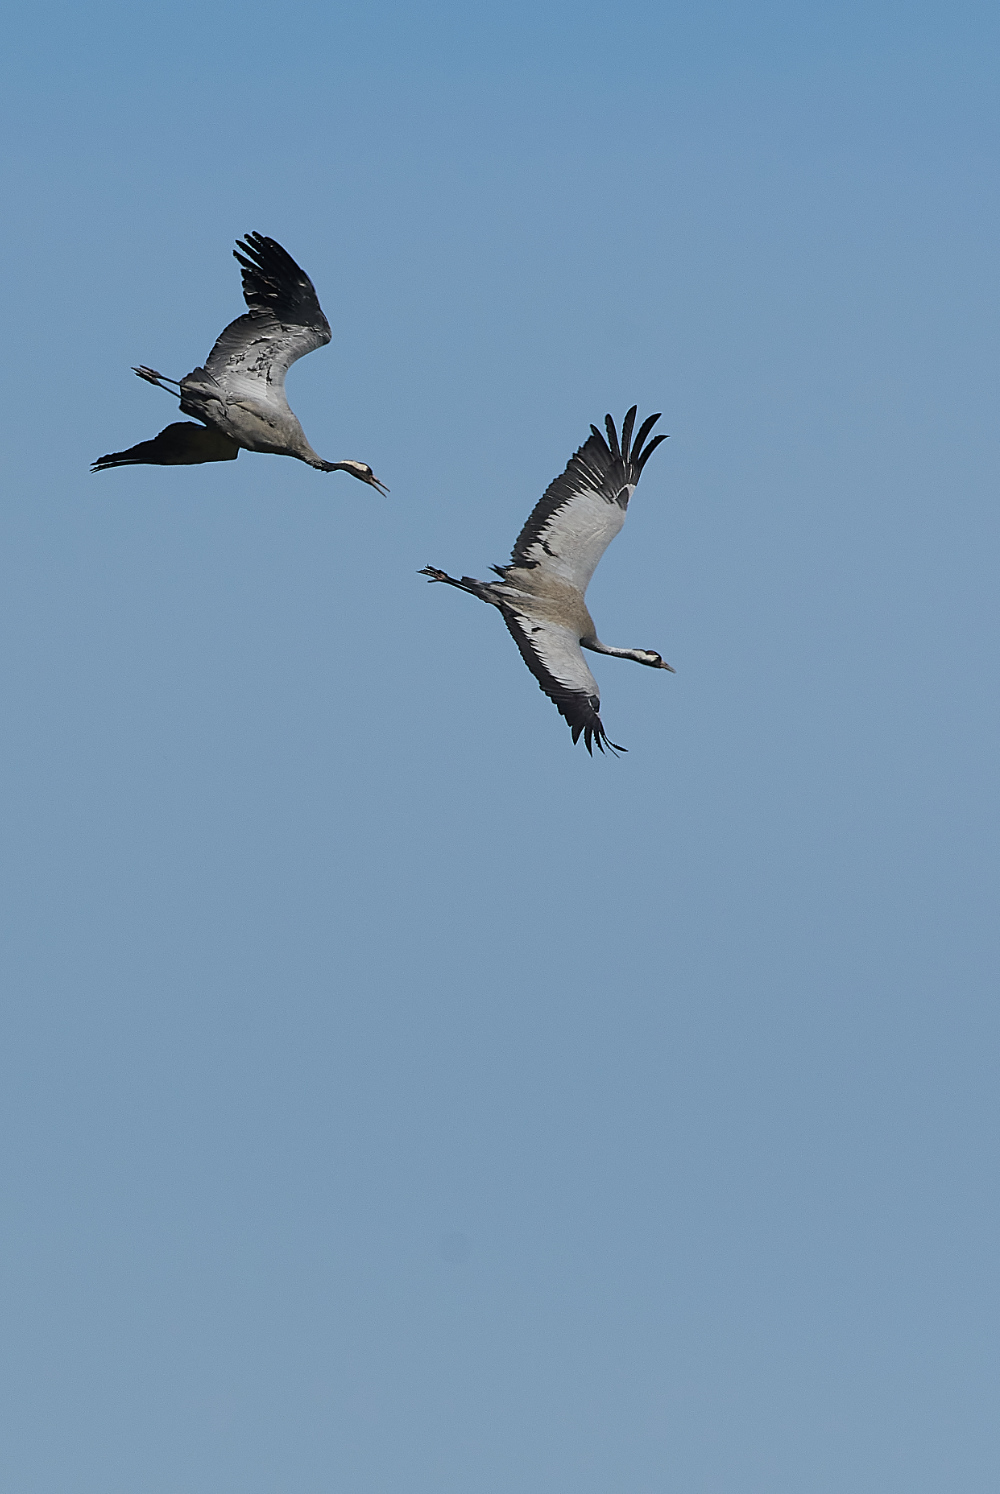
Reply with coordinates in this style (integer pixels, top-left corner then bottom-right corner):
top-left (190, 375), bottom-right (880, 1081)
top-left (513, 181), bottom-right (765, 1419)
top-left (419, 567), bottom-right (488, 600)
top-left (133, 366), bottom-right (182, 394)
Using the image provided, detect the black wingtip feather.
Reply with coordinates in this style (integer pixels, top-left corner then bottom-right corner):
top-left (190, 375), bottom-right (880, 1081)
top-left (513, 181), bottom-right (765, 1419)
top-left (620, 406), bottom-right (638, 465)
top-left (604, 413), bottom-right (622, 463)
top-left (631, 411), bottom-right (661, 456)
top-left (635, 431), bottom-right (669, 472)
top-left (231, 232), bottom-right (328, 332)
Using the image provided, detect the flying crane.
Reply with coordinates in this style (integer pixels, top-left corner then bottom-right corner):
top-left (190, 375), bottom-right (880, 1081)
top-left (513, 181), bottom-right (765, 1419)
top-left (422, 407), bottom-right (671, 753)
top-left (93, 233), bottom-right (387, 492)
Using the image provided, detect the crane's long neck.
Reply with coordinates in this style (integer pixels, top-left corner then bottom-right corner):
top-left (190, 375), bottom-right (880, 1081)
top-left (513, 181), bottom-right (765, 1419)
top-left (583, 639), bottom-right (673, 670)
top-left (585, 640), bottom-right (647, 662)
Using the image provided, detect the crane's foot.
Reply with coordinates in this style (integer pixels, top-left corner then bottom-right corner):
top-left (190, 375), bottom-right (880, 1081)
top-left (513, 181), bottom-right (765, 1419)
top-left (419, 566), bottom-right (489, 600)
top-left (133, 366), bottom-right (181, 391)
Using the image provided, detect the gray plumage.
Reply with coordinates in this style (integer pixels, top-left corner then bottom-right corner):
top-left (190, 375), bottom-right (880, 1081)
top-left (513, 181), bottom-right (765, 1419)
top-left (93, 233), bottom-right (387, 492)
top-left (422, 407), bottom-right (671, 753)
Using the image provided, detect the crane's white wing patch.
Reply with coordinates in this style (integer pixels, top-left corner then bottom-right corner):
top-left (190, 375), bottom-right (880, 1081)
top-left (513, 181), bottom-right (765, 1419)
top-left (512, 485), bottom-right (629, 592)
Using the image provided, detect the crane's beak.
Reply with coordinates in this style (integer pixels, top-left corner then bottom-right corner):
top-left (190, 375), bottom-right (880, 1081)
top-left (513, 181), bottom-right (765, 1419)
top-left (366, 472), bottom-right (390, 495)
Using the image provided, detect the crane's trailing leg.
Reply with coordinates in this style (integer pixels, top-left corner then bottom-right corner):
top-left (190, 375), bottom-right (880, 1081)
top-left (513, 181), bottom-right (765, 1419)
top-left (420, 567), bottom-right (491, 601)
top-left (133, 366), bottom-right (182, 394)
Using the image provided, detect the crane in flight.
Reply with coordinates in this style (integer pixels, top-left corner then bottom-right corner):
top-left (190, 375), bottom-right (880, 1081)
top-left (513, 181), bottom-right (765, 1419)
top-left (92, 233), bottom-right (387, 492)
top-left (421, 407), bottom-right (671, 754)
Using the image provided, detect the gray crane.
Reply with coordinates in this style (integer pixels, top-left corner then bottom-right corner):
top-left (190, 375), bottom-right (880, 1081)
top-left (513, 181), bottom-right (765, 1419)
top-left (93, 233), bottom-right (387, 492)
top-left (421, 407), bottom-right (671, 754)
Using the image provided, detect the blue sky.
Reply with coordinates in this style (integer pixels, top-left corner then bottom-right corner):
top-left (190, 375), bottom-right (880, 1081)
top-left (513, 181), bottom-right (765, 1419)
top-left (1, 2), bottom-right (998, 1490)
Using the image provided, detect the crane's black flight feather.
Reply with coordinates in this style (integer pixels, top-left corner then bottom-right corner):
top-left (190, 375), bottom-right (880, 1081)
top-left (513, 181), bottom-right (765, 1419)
top-left (631, 411), bottom-right (661, 460)
top-left (91, 422), bottom-right (240, 471)
top-left (233, 232), bottom-right (330, 333)
top-left (620, 405), bottom-right (637, 463)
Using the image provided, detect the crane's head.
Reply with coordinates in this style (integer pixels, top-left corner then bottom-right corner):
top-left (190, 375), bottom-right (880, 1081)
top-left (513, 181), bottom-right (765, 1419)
top-left (639, 650), bottom-right (675, 671)
top-left (324, 459), bottom-right (389, 494)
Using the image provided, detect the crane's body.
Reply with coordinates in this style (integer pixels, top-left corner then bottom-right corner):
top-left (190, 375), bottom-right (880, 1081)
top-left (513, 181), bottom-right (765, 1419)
top-left (422, 407), bottom-right (671, 754)
top-left (93, 234), bottom-right (387, 492)
top-left (172, 369), bottom-right (325, 467)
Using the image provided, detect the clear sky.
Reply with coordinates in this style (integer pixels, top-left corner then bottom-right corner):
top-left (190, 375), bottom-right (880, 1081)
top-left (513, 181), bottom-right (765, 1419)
top-left (1, 2), bottom-right (998, 1490)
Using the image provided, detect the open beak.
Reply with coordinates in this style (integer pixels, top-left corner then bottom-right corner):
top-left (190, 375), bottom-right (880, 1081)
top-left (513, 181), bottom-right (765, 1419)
top-left (366, 473), bottom-right (390, 495)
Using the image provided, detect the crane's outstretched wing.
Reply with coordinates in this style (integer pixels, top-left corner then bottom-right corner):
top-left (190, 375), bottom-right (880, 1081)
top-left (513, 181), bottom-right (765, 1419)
top-left (500, 609), bottom-right (624, 754)
top-left (191, 234), bottom-right (332, 407)
top-left (92, 422), bottom-right (240, 471)
top-left (496, 407), bottom-right (667, 595)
